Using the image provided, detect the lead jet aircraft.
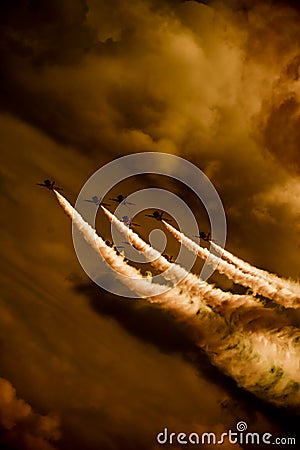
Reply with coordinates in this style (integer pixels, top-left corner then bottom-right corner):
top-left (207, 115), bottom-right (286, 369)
top-left (36, 179), bottom-right (63, 191)
top-left (84, 196), bottom-right (110, 207)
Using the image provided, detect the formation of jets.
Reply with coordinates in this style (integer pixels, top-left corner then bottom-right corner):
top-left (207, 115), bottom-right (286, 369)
top-left (37, 182), bottom-right (212, 254)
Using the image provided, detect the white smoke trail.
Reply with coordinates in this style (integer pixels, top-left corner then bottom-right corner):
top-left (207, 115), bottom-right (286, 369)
top-left (54, 192), bottom-right (300, 412)
top-left (99, 203), bottom-right (297, 331)
top-left (101, 207), bottom-right (288, 314)
top-left (163, 221), bottom-right (300, 309)
top-left (54, 191), bottom-right (210, 318)
top-left (55, 190), bottom-right (167, 299)
top-left (102, 206), bottom-right (203, 291)
top-left (211, 240), bottom-right (300, 299)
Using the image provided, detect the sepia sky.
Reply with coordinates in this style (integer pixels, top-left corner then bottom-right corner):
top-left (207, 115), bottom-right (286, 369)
top-left (0, 1), bottom-right (300, 449)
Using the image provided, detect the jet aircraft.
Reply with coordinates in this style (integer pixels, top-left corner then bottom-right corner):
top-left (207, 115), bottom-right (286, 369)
top-left (110, 194), bottom-right (135, 206)
top-left (145, 210), bottom-right (171, 222)
top-left (121, 215), bottom-right (141, 228)
top-left (162, 254), bottom-right (174, 262)
top-left (194, 231), bottom-right (211, 242)
top-left (36, 179), bottom-right (63, 191)
top-left (84, 196), bottom-right (110, 207)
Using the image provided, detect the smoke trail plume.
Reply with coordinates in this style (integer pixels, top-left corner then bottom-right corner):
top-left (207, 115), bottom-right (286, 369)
top-left (101, 207), bottom-right (298, 331)
top-left (163, 221), bottom-right (300, 309)
top-left (55, 193), bottom-right (300, 412)
top-left (100, 208), bottom-right (290, 335)
top-left (101, 206), bottom-right (205, 292)
top-left (55, 190), bottom-right (167, 299)
top-left (102, 206), bottom-right (272, 312)
top-left (211, 240), bottom-right (300, 292)
top-left (54, 191), bottom-right (211, 318)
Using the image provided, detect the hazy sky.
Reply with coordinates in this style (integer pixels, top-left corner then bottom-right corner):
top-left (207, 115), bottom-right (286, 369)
top-left (1, 1), bottom-right (300, 449)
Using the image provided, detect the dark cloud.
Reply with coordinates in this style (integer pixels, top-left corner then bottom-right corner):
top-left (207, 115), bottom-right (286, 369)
top-left (260, 96), bottom-right (300, 173)
top-left (0, 0), bottom-right (92, 64)
top-left (73, 279), bottom-right (300, 444)
top-left (234, 0), bottom-right (300, 174)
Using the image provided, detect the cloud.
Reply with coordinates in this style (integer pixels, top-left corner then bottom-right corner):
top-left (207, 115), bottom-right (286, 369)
top-left (237, 1), bottom-right (300, 173)
top-left (0, 115), bottom-right (247, 450)
top-left (0, 377), bottom-right (60, 450)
